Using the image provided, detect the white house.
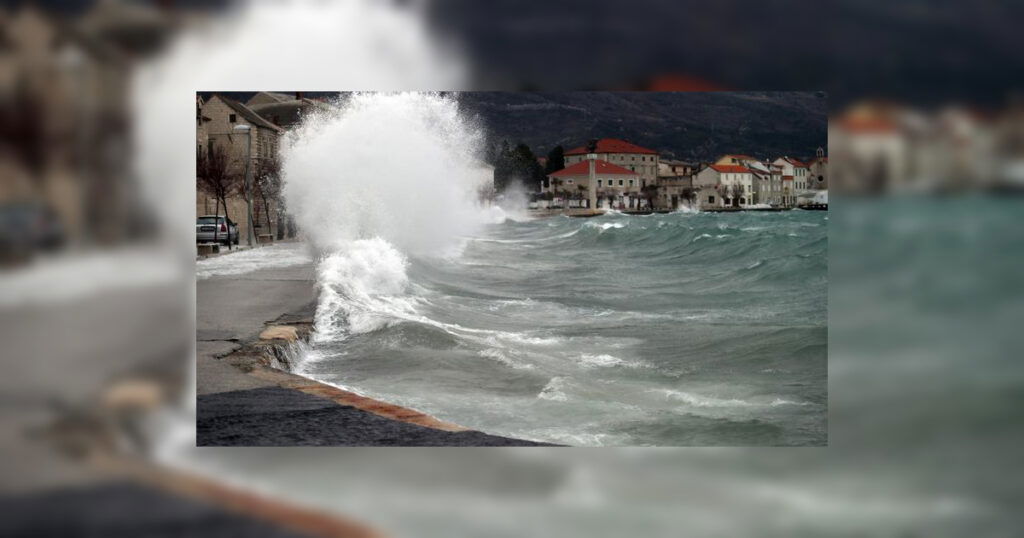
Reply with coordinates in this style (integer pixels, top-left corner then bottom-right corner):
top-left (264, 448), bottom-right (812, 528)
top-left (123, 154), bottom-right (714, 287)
top-left (773, 156), bottom-right (811, 191)
top-left (694, 164), bottom-right (754, 209)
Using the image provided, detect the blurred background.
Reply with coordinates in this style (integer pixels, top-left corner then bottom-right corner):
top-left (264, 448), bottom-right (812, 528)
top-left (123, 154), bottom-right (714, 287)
top-left (1, 0), bottom-right (1022, 537)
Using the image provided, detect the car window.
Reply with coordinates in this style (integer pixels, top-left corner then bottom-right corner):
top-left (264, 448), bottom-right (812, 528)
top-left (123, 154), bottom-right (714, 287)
top-left (197, 217), bottom-right (220, 225)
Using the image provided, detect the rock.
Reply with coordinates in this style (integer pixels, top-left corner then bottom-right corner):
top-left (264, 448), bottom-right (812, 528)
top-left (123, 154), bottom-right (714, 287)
top-left (259, 325), bottom-right (299, 342)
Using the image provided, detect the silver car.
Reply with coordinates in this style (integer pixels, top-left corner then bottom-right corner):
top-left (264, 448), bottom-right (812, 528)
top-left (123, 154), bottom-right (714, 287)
top-left (196, 215), bottom-right (239, 245)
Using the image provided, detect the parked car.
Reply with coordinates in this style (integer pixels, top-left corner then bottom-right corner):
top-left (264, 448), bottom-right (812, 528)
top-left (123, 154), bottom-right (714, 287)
top-left (195, 215), bottom-right (239, 245)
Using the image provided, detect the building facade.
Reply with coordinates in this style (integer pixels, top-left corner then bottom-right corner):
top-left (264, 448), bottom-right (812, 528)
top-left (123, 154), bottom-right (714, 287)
top-left (197, 94), bottom-right (284, 242)
top-left (715, 154), bottom-right (758, 166)
top-left (694, 164), bottom-right (754, 209)
top-left (807, 147), bottom-right (829, 190)
top-left (563, 138), bottom-right (660, 188)
top-left (773, 156), bottom-right (811, 192)
top-left (544, 159), bottom-right (642, 209)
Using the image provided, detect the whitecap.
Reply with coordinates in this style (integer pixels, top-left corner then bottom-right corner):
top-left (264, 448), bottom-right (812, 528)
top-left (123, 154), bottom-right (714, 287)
top-left (478, 348), bottom-right (534, 370)
top-left (538, 377), bottom-right (569, 401)
top-left (579, 353), bottom-right (643, 368)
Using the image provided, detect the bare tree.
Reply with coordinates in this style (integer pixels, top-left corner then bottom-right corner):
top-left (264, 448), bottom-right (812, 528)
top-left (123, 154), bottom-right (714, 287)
top-left (731, 184), bottom-right (746, 207)
top-left (253, 155), bottom-right (282, 237)
top-left (196, 144), bottom-right (241, 247)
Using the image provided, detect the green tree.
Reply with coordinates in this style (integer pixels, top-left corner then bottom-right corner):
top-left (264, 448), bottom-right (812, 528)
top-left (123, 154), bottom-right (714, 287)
top-left (544, 145), bottom-right (565, 175)
top-left (493, 141), bottom-right (545, 193)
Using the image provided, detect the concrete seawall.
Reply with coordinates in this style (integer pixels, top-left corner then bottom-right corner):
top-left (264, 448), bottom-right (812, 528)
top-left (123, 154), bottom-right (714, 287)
top-left (197, 259), bottom-right (558, 446)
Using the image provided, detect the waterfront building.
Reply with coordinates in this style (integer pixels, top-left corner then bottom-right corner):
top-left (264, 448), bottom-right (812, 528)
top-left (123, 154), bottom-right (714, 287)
top-left (544, 159), bottom-right (642, 210)
top-left (563, 138), bottom-right (660, 188)
top-left (655, 159), bottom-right (697, 209)
top-left (773, 156), bottom-right (810, 206)
top-left (694, 164), bottom-right (754, 209)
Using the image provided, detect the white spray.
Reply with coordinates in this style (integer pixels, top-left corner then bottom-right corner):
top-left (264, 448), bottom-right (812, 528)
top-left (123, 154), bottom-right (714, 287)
top-left (281, 92), bottom-right (492, 338)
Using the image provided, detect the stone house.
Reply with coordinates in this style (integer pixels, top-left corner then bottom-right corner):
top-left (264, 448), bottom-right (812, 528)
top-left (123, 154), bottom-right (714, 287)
top-left (196, 94), bottom-right (284, 243)
top-left (563, 138), bottom-right (660, 188)
top-left (246, 91), bottom-right (332, 131)
top-left (658, 159), bottom-right (697, 178)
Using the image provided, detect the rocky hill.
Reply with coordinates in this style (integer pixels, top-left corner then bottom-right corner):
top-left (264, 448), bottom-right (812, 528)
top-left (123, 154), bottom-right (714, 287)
top-left (455, 91), bottom-right (827, 163)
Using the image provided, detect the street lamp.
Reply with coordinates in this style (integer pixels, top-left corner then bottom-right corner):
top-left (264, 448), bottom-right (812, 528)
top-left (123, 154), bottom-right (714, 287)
top-left (233, 124), bottom-right (256, 247)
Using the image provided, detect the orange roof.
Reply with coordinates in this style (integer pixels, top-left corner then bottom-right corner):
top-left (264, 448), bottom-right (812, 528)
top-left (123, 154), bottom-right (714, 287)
top-left (549, 160), bottom-right (639, 178)
top-left (564, 138), bottom-right (658, 156)
top-left (710, 164), bottom-right (751, 174)
top-left (720, 154), bottom-right (757, 162)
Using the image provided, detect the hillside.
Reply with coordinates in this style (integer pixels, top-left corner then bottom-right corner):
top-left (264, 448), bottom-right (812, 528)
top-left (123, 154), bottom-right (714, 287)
top-left (455, 92), bottom-right (827, 163)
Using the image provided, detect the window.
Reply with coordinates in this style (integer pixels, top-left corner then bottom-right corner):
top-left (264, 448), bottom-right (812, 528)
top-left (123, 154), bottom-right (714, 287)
top-left (567, 179), bottom-right (573, 184)
top-left (229, 114), bottom-right (237, 123)
top-left (740, 197), bottom-right (746, 204)
top-left (619, 179), bottom-right (624, 186)
top-left (629, 179), bottom-right (634, 186)
top-left (709, 196), bottom-right (715, 203)
top-left (597, 179), bottom-right (602, 187)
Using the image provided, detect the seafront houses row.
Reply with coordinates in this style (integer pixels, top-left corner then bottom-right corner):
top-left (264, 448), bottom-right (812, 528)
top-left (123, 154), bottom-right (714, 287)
top-left (535, 138), bottom-right (828, 211)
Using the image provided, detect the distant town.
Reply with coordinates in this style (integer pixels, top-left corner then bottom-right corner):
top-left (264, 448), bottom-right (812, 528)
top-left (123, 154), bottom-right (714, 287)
top-left (524, 138), bottom-right (828, 213)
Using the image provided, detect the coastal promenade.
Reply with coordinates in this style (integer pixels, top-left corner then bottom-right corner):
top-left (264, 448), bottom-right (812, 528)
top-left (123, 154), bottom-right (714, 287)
top-left (197, 259), bottom-right (555, 446)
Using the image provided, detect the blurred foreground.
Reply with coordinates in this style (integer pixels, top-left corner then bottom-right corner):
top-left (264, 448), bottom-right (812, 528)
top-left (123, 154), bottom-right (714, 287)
top-left (1, 1), bottom-right (1023, 537)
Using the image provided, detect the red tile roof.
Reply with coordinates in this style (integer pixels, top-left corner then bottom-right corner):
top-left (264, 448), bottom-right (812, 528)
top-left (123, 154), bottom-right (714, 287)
top-left (564, 138), bottom-right (658, 156)
top-left (549, 159), bottom-right (639, 177)
top-left (709, 164), bottom-right (752, 174)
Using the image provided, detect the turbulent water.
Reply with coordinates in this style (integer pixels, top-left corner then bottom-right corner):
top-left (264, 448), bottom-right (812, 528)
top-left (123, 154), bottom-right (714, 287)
top-left (297, 210), bottom-right (827, 446)
top-left (275, 92), bottom-right (826, 446)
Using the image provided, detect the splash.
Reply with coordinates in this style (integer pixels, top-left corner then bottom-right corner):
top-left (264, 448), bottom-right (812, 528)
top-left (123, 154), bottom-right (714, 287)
top-left (281, 92), bottom-right (491, 337)
top-left (313, 238), bottom-right (417, 340)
